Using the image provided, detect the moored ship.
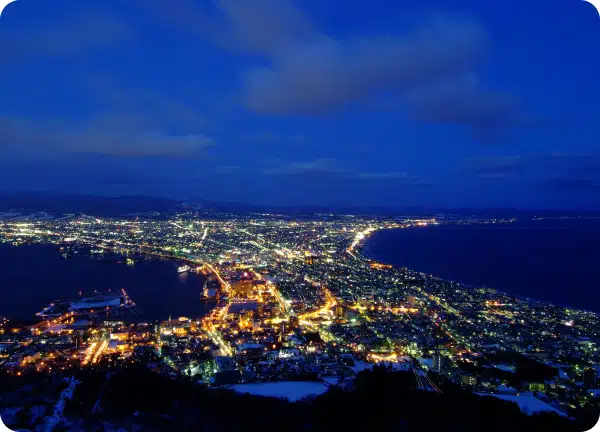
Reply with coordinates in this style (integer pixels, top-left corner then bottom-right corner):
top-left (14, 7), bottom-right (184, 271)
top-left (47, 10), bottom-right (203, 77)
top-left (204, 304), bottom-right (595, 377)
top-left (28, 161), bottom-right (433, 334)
top-left (177, 265), bottom-right (191, 274)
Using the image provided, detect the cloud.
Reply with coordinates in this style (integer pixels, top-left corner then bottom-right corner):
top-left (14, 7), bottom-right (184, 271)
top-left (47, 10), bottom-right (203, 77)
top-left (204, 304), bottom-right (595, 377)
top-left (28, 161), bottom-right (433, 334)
top-left (461, 153), bottom-right (600, 192)
top-left (216, 165), bottom-right (241, 174)
top-left (244, 132), bottom-right (278, 143)
top-left (264, 158), bottom-right (345, 176)
top-left (242, 132), bottom-right (310, 146)
top-left (0, 115), bottom-right (214, 159)
top-left (0, 158), bottom-right (174, 192)
top-left (539, 154), bottom-right (600, 193)
top-left (214, 0), bottom-right (314, 56)
top-left (86, 77), bottom-right (209, 132)
top-left (543, 177), bottom-right (600, 192)
top-left (0, 73), bottom-right (213, 160)
top-left (462, 155), bottom-right (525, 178)
top-left (540, 153), bottom-right (600, 174)
top-left (264, 159), bottom-right (429, 185)
top-left (243, 16), bottom-right (488, 114)
top-left (357, 171), bottom-right (431, 185)
top-left (1, 8), bottom-right (132, 63)
top-left (407, 74), bottom-right (533, 141)
top-left (138, 0), bottom-right (313, 56)
top-left (139, 0), bottom-right (530, 140)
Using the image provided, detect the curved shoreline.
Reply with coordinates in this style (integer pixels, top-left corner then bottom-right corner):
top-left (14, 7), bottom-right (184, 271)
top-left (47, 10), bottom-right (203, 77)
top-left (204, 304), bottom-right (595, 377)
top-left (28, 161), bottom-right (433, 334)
top-left (358, 222), bottom-right (596, 314)
top-left (0, 243), bottom-right (211, 321)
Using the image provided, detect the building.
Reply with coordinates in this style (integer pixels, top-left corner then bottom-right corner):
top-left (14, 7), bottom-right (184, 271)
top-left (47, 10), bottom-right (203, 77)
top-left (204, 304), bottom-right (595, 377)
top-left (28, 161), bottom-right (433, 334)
top-left (461, 374), bottom-right (477, 386)
top-left (231, 279), bottom-right (254, 297)
top-left (289, 315), bottom-right (300, 328)
top-left (432, 351), bottom-right (445, 372)
top-left (529, 382), bottom-right (546, 392)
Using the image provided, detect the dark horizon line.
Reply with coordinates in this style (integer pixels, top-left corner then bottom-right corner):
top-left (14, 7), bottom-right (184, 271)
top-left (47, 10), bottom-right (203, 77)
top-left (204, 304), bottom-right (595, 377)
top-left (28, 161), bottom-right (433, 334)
top-left (0, 189), bottom-right (599, 215)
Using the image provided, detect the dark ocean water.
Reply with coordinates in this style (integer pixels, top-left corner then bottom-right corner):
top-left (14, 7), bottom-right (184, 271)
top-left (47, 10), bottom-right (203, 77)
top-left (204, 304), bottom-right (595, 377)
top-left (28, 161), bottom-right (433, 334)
top-left (0, 244), bottom-right (210, 321)
top-left (363, 219), bottom-right (600, 313)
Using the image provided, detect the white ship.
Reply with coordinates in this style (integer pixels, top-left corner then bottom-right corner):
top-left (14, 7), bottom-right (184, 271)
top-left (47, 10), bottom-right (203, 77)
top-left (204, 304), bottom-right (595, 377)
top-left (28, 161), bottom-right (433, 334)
top-left (177, 265), bottom-right (191, 274)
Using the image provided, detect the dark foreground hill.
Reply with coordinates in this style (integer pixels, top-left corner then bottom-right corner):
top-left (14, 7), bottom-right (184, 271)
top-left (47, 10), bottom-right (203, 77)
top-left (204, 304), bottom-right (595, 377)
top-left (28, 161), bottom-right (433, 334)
top-left (3, 365), bottom-right (597, 432)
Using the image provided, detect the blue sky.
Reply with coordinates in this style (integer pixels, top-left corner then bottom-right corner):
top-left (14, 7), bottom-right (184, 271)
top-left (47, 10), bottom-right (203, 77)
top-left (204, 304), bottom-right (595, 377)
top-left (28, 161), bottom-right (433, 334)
top-left (0, 0), bottom-right (599, 208)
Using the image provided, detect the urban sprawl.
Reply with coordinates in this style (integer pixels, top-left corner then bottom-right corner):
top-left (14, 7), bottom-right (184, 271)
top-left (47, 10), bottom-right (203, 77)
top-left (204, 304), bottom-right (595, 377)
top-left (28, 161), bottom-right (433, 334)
top-left (0, 211), bottom-right (599, 420)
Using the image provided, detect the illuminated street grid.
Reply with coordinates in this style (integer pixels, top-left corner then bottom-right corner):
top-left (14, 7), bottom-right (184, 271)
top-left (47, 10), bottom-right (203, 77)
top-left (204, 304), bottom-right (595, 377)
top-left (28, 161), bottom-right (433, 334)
top-left (0, 213), bottom-right (599, 413)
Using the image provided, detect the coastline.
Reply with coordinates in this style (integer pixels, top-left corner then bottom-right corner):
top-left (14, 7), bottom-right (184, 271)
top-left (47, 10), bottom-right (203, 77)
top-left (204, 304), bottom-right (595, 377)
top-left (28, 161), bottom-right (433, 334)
top-left (358, 221), bottom-right (599, 315)
top-left (0, 243), bottom-right (211, 321)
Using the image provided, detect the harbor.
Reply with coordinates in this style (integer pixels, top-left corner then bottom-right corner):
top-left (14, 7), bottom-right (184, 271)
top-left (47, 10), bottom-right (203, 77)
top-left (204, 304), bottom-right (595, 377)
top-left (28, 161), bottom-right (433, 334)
top-left (0, 244), bottom-right (213, 322)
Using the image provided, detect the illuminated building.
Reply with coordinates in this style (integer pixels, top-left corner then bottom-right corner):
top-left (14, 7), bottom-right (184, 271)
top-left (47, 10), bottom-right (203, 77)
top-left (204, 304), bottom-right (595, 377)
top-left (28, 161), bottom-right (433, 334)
top-left (231, 279), bottom-right (254, 297)
top-left (252, 316), bottom-right (261, 332)
top-left (432, 351), bottom-right (445, 372)
top-left (110, 332), bottom-right (129, 341)
top-left (461, 374), bottom-right (477, 386)
top-left (529, 382), bottom-right (546, 392)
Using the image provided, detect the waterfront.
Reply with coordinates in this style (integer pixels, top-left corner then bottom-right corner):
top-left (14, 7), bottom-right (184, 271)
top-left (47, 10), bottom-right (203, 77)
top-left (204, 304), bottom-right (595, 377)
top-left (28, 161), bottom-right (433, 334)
top-left (363, 218), bottom-right (600, 312)
top-left (1, 214), bottom-right (599, 430)
top-left (0, 243), bottom-right (211, 321)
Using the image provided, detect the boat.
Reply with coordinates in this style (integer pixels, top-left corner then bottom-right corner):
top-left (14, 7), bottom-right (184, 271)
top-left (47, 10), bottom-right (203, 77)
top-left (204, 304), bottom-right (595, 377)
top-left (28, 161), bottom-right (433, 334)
top-left (178, 265), bottom-right (191, 274)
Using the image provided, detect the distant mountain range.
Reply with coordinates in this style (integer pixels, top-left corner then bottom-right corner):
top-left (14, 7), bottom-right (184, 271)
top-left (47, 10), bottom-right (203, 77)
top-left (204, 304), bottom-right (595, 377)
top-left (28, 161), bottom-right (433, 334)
top-left (0, 191), bottom-right (182, 217)
top-left (0, 190), bottom-right (598, 218)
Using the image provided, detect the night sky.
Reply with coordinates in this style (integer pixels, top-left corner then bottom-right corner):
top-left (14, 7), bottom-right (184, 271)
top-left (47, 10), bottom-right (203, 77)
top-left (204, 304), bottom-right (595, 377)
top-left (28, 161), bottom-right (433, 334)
top-left (1, 0), bottom-right (599, 209)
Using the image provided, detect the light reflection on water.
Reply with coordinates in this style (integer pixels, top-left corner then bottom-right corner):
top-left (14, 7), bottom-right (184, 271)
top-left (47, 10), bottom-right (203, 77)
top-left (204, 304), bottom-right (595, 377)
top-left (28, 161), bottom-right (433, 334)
top-left (0, 243), bottom-right (211, 321)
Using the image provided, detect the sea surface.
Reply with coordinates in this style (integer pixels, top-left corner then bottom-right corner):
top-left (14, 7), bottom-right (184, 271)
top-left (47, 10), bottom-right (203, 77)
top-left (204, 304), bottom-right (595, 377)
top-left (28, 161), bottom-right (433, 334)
top-left (0, 244), bottom-right (211, 321)
top-left (363, 219), bottom-right (600, 313)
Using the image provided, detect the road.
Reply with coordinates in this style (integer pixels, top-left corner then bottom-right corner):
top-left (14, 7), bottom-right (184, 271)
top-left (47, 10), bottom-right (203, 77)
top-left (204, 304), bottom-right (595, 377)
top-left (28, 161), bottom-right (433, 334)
top-left (412, 360), bottom-right (442, 393)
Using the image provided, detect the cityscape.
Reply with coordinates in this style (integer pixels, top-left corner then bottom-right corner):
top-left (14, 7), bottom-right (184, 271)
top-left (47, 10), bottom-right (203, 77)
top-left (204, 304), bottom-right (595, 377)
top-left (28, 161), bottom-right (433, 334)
top-left (0, 210), bottom-right (599, 430)
top-left (2, 0), bottom-right (600, 430)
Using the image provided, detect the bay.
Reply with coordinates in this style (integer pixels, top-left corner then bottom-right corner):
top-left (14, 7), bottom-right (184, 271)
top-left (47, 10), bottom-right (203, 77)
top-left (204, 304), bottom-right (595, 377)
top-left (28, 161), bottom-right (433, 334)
top-left (363, 219), bottom-right (600, 313)
top-left (0, 243), bottom-right (210, 321)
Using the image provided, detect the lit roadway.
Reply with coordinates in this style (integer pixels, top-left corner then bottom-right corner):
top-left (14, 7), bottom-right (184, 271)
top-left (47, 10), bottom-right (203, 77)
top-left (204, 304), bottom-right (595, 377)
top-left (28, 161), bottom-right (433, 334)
top-left (299, 287), bottom-right (337, 320)
top-left (82, 334), bottom-right (109, 366)
top-left (253, 270), bottom-right (290, 316)
top-left (31, 312), bottom-right (77, 332)
top-left (266, 281), bottom-right (290, 316)
top-left (410, 358), bottom-right (443, 393)
top-left (205, 324), bottom-right (233, 357)
top-left (204, 263), bottom-right (231, 293)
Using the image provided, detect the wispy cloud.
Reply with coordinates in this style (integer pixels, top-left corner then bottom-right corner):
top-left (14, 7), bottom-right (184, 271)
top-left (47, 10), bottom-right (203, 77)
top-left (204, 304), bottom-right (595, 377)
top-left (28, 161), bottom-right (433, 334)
top-left (215, 165), bottom-right (241, 174)
top-left (243, 15), bottom-right (488, 114)
top-left (1, 8), bottom-right (133, 64)
top-left (459, 153), bottom-right (600, 193)
top-left (242, 132), bottom-right (310, 146)
top-left (539, 154), bottom-right (600, 193)
top-left (407, 74), bottom-right (535, 141)
top-left (462, 155), bottom-right (525, 179)
top-left (0, 115), bottom-right (214, 159)
top-left (86, 76), bottom-right (209, 132)
top-left (543, 177), bottom-right (600, 191)
top-left (357, 172), bottom-right (431, 185)
top-left (264, 158), bottom-right (345, 176)
top-left (264, 159), bottom-right (429, 185)
top-left (142, 0), bottom-right (531, 141)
